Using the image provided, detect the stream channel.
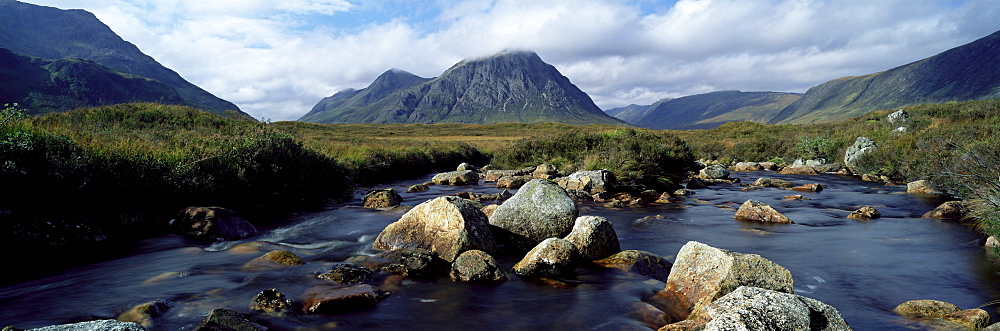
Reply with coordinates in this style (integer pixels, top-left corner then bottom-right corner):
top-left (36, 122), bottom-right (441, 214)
top-left (1, 170), bottom-right (999, 330)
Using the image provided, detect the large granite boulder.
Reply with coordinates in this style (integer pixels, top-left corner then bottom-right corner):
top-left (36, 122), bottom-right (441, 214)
top-left (373, 196), bottom-right (497, 262)
top-left (734, 200), bottom-right (793, 224)
top-left (363, 188), bottom-right (403, 208)
top-left (489, 179), bottom-right (579, 251)
top-left (699, 165), bottom-right (730, 179)
top-left (513, 238), bottom-right (580, 277)
top-left (301, 284), bottom-right (380, 314)
top-left (593, 250), bottom-right (672, 282)
top-left (563, 216), bottom-right (621, 260)
top-left (689, 286), bottom-right (851, 331)
top-left (557, 170), bottom-right (617, 194)
top-left (432, 170), bottom-right (479, 185)
top-left (172, 206), bottom-right (257, 241)
top-left (651, 241), bottom-right (794, 321)
top-left (450, 249), bottom-right (508, 282)
top-left (844, 137), bottom-right (876, 172)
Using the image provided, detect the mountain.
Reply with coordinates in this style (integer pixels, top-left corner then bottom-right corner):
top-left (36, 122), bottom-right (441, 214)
top-left (300, 51), bottom-right (628, 126)
top-left (621, 91), bottom-right (801, 129)
top-left (0, 48), bottom-right (190, 115)
top-left (771, 29), bottom-right (1000, 124)
top-left (0, 0), bottom-right (244, 116)
top-left (604, 98), bottom-right (672, 124)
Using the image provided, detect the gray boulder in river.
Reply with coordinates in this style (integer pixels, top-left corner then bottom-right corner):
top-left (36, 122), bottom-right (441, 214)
top-left (513, 238), bottom-right (580, 277)
top-left (697, 286), bottom-right (851, 331)
top-left (563, 216), bottom-right (620, 261)
top-left (488, 179), bottom-right (579, 251)
top-left (432, 170), bottom-right (479, 185)
top-left (373, 196), bottom-right (497, 262)
top-left (171, 206), bottom-right (257, 241)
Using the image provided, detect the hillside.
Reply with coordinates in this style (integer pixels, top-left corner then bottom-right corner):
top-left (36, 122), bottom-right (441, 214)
top-left (604, 98), bottom-right (671, 125)
top-left (0, 0), bottom-right (244, 116)
top-left (771, 29), bottom-right (1000, 124)
top-left (300, 50), bottom-right (628, 126)
top-left (624, 91), bottom-right (801, 129)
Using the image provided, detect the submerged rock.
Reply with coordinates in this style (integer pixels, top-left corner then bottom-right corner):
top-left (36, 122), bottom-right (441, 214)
top-left (198, 308), bottom-right (267, 330)
top-left (373, 196), bottom-right (497, 262)
top-left (302, 284), bottom-right (380, 314)
top-left (117, 299), bottom-right (172, 328)
top-left (450, 249), bottom-right (507, 282)
top-left (363, 188), bottom-right (403, 208)
top-left (406, 184), bottom-right (429, 193)
top-left (734, 200), bottom-right (793, 224)
top-left (172, 206), bottom-right (256, 241)
top-left (489, 179), bottom-right (578, 251)
top-left (593, 250), bottom-right (672, 282)
top-left (242, 250), bottom-right (305, 271)
top-left (513, 238), bottom-right (580, 277)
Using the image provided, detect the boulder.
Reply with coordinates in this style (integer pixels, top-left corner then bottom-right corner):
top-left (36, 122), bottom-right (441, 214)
top-left (198, 308), bottom-right (267, 330)
top-left (651, 241), bottom-right (794, 321)
top-left (593, 250), bottom-right (672, 282)
top-left (484, 169), bottom-right (519, 182)
top-left (302, 284), bottom-right (380, 314)
top-left (734, 200), bottom-right (793, 224)
top-left (563, 216), bottom-right (621, 260)
top-left (373, 196), bottom-right (497, 262)
top-left (489, 179), bottom-right (579, 251)
top-left (496, 175), bottom-right (533, 189)
top-left (893, 299), bottom-right (961, 319)
top-left (906, 179), bottom-right (938, 194)
top-left (699, 165), bottom-right (730, 179)
top-left (432, 170), bottom-right (479, 185)
top-left (888, 109), bottom-right (908, 125)
top-left (790, 183), bottom-right (824, 192)
top-left (242, 250), bottom-right (305, 271)
top-left (557, 170), bottom-right (617, 194)
top-left (172, 206), bottom-right (256, 241)
top-left (450, 249), bottom-right (508, 282)
top-left (758, 162), bottom-right (779, 171)
top-left (362, 188), bottom-right (402, 208)
top-left (752, 178), bottom-right (794, 188)
top-left (406, 184), bottom-right (429, 193)
top-left (533, 163), bottom-right (560, 179)
top-left (844, 137), bottom-right (876, 172)
top-left (317, 264), bottom-right (373, 284)
top-left (673, 189), bottom-right (695, 197)
top-left (513, 238), bottom-right (580, 277)
top-left (117, 299), bottom-right (172, 328)
top-left (457, 162), bottom-right (480, 172)
top-left (250, 288), bottom-right (293, 314)
top-left (686, 178), bottom-right (708, 189)
top-left (861, 173), bottom-right (886, 182)
top-left (987, 322), bottom-right (1000, 330)
top-left (481, 204), bottom-right (499, 218)
top-left (731, 162), bottom-right (763, 172)
top-left (942, 309), bottom-right (991, 330)
top-left (921, 201), bottom-right (970, 220)
top-left (848, 206), bottom-right (881, 220)
top-left (25, 320), bottom-right (144, 331)
top-left (778, 166), bottom-right (818, 175)
top-left (987, 236), bottom-right (999, 248)
top-left (691, 286), bottom-right (851, 331)
top-left (892, 299), bottom-right (989, 329)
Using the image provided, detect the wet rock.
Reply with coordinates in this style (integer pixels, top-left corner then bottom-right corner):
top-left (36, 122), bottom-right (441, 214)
top-left (731, 162), bottom-right (763, 172)
top-left (593, 250), bottom-right (672, 282)
top-left (921, 201), bottom-right (970, 221)
top-left (317, 264), bottom-right (373, 284)
top-left (532, 163), bottom-right (560, 179)
top-left (650, 241), bottom-right (794, 321)
top-left (450, 249), bottom-right (507, 282)
top-left (172, 206), bottom-right (256, 241)
top-left (117, 299), bottom-right (172, 328)
top-left (557, 170), bottom-right (617, 194)
top-left (363, 188), bottom-right (402, 208)
top-left (489, 179), bottom-right (579, 251)
top-left (783, 195), bottom-right (810, 201)
top-left (907, 179), bottom-right (939, 195)
top-left (699, 164), bottom-right (730, 179)
top-left (942, 309), bottom-right (990, 329)
top-left (844, 137), bottom-right (876, 172)
top-left (24, 320), bottom-right (144, 331)
top-left (484, 170), bottom-right (519, 182)
top-left (457, 162), bottom-right (480, 172)
top-left (693, 286), bottom-right (851, 331)
top-left (198, 308), bottom-right (267, 330)
top-left (513, 238), bottom-right (580, 277)
top-left (752, 178), bottom-right (794, 188)
top-left (496, 175), bottom-right (533, 189)
top-left (250, 288), bottom-right (293, 314)
top-left (848, 206), bottom-right (881, 220)
top-left (631, 301), bottom-right (669, 329)
top-left (778, 166), bottom-right (818, 175)
top-left (893, 299), bottom-right (961, 319)
top-left (563, 216), bottom-right (621, 260)
top-left (734, 200), bottom-right (793, 224)
top-left (432, 170), bottom-right (479, 185)
top-left (373, 196), bottom-right (497, 262)
top-left (406, 184), bottom-right (429, 193)
top-left (673, 189), bottom-right (695, 196)
top-left (686, 178), bottom-right (708, 189)
top-left (790, 183), bottom-right (824, 192)
top-left (242, 250), bottom-right (305, 271)
top-left (349, 248), bottom-right (447, 276)
top-left (302, 284), bottom-right (380, 314)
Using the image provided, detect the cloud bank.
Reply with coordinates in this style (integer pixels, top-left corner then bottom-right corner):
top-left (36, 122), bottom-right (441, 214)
top-left (23, 0), bottom-right (1000, 120)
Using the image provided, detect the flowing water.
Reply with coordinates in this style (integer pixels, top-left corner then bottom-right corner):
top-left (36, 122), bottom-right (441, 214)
top-left (2, 171), bottom-right (999, 330)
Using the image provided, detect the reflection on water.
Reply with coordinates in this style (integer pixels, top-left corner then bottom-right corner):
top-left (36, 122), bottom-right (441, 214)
top-left (1, 171), bottom-right (998, 330)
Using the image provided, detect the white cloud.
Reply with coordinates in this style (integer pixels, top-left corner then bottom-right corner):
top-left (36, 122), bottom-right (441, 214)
top-left (19, 0), bottom-right (1000, 120)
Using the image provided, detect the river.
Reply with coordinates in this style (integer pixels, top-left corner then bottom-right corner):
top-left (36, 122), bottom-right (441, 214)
top-left (1, 170), bottom-right (998, 330)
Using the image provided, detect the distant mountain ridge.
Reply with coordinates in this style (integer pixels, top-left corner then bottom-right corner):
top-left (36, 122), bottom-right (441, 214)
top-left (0, 0), bottom-right (244, 116)
top-left (609, 91), bottom-right (801, 129)
top-left (300, 51), bottom-right (628, 126)
top-left (771, 29), bottom-right (1000, 124)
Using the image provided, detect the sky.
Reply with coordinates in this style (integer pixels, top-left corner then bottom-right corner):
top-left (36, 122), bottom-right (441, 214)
top-left (21, 0), bottom-right (1000, 121)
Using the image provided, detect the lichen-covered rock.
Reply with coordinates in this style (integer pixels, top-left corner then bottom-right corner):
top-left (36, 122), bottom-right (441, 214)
top-left (406, 184), bottom-right (429, 193)
top-left (650, 241), bottom-right (794, 321)
top-left (317, 264), bottom-right (373, 284)
top-left (117, 299), bottom-right (172, 328)
top-left (533, 163), bottom-right (560, 179)
top-left (496, 175), bottom-right (534, 189)
top-left (26, 320), bottom-right (145, 331)
top-left (198, 308), bottom-right (267, 330)
top-left (250, 288), bottom-right (293, 314)
top-left (242, 250), bottom-right (305, 271)
top-left (172, 206), bottom-right (257, 241)
top-left (363, 188), bottom-right (403, 208)
top-left (489, 179), bottom-right (578, 251)
top-left (752, 178), bottom-right (794, 188)
top-left (302, 284), bottom-right (380, 314)
top-left (450, 249), bottom-right (507, 282)
top-left (699, 165), bottom-right (730, 179)
top-left (432, 170), bottom-right (479, 185)
top-left (697, 286), bottom-right (851, 331)
top-left (848, 206), bottom-right (881, 220)
top-left (593, 250), bottom-right (672, 282)
top-left (921, 201), bottom-right (970, 221)
top-left (778, 166), bottom-right (818, 175)
top-left (844, 137), bottom-right (876, 172)
top-left (790, 183), bottom-right (824, 192)
top-left (513, 238), bottom-right (580, 277)
top-left (893, 299), bottom-right (961, 319)
top-left (732, 162), bottom-right (763, 172)
top-left (734, 200), bottom-right (793, 224)
top-left (563, 216), bottom-right (620, 261)
top-left (373, 196), bottom-right (497, 262)
top-left (557, 170), bottom-right (617, 194)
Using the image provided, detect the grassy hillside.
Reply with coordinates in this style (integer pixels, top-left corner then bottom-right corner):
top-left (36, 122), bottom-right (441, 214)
top-left (633, 91), bottom-right (802, 129)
